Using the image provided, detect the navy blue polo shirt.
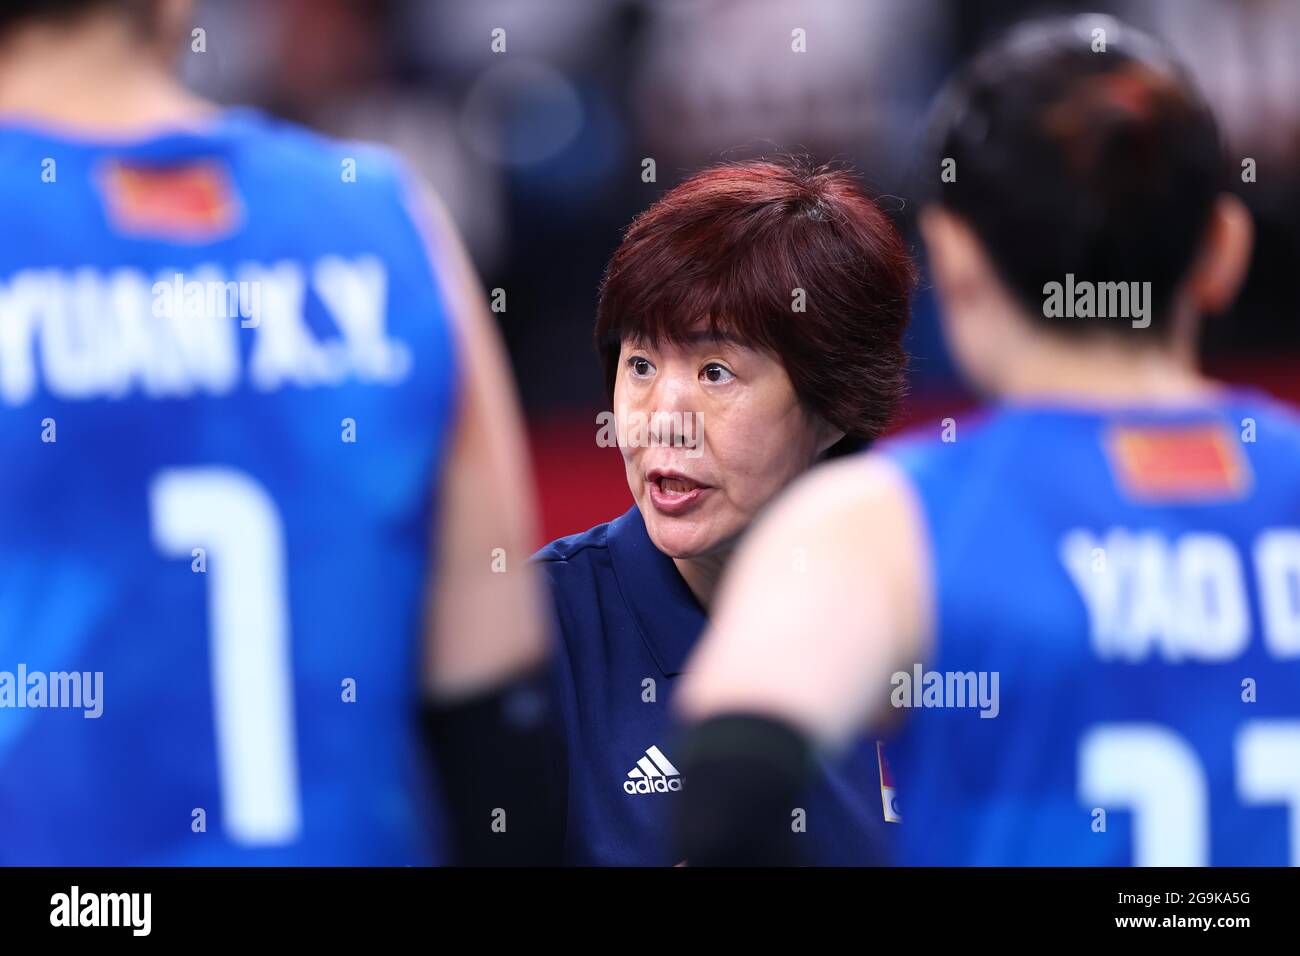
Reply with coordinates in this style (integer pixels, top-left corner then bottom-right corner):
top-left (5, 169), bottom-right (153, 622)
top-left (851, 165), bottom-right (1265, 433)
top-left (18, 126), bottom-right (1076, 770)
top-left (535, 506), bottom-right (898, 866)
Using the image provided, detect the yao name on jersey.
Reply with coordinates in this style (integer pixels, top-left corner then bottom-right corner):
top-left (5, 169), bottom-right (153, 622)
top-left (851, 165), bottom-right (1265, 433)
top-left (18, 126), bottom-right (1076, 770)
top-left (882, 400), bottom-right (1300, 867)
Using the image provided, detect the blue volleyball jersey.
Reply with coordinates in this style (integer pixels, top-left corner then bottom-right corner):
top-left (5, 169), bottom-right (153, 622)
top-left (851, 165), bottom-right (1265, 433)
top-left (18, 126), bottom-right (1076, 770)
top-left (0, 109), bottom-right (459, 864)
top-left (880, 390), bottom-right (1300, 865)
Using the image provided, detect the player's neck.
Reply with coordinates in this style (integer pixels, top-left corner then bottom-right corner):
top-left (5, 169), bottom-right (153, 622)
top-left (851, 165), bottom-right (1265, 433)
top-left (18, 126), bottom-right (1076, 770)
top-left (993, 319), bottom-right (1214, 407)
top-left (0, 18), bottom-right (214, 135)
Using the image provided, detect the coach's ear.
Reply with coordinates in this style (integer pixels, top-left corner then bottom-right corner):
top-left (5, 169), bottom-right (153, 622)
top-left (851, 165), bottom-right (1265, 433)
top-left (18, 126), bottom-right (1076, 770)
top-left (1187, 194), bottom-right (1254, 316)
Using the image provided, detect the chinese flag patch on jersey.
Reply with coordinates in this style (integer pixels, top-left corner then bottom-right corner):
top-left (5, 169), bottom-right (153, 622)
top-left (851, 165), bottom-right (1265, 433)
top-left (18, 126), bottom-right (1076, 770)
top-left (877, 740), bottom-right (901, 824)
top-left (98, 160), bottom-right (242, 241)
top-left (1107, 422), bottom-right (1250, 502)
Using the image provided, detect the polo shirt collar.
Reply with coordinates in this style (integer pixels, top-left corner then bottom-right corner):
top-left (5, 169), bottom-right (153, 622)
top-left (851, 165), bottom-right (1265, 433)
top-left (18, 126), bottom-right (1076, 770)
top-left (605, 506), bottom-right (707, 677)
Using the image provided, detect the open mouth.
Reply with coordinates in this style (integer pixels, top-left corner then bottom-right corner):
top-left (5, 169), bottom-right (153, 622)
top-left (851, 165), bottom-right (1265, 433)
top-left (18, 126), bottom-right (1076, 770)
top-left (658, 476), bottom-right (700, 495)
top-left (646, 470), bottom-right (711, 514)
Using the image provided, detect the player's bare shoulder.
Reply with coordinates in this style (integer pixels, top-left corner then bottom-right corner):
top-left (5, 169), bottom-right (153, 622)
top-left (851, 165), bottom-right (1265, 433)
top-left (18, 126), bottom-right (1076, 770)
top-left (776, 452), bottom-right (932, 650)
top-left (679, 451), bottom-right (933, 744)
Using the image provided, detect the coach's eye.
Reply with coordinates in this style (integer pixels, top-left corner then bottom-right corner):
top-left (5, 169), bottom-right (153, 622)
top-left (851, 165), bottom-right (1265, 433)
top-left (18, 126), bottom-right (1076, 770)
top-left (701, 363), bottom-right (734, 385)
top-left (627, 356), bottom-right (655, 378)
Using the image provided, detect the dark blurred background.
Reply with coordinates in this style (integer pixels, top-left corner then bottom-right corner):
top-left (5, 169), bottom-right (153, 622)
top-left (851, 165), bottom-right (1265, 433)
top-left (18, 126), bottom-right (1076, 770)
top-left (181, 0), bottom-right (1300, 540)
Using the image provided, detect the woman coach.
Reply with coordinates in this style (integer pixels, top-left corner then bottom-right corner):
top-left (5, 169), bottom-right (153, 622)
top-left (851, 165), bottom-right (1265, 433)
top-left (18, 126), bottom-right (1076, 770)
top-left (535, 159), bottom-right (914, 865)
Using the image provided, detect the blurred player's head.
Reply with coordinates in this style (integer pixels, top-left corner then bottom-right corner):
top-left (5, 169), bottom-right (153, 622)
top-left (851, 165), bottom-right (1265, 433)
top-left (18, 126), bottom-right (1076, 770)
top-left (0, 0), bottom-right (201, 129)
top-left (919, 14), bottom-right (1253, 395)
top-left (595, 158), bottom-right (913, 561)
top-left (0, 0), bottom-right (192, 66)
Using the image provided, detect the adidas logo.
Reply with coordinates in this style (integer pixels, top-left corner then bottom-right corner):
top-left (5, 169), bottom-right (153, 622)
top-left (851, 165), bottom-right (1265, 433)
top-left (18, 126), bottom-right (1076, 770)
top-left (622, 745), bottom-right (683, 795)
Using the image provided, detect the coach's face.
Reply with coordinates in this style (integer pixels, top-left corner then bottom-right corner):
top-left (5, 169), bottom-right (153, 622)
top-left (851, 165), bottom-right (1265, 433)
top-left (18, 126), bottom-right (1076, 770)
top-left (614, 334), bottom-right (836, 560)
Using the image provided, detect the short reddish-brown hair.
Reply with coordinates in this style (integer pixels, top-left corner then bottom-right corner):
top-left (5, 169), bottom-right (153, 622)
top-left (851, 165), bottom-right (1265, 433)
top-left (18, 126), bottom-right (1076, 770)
top-left (595, 158), bottom-right (915, 453)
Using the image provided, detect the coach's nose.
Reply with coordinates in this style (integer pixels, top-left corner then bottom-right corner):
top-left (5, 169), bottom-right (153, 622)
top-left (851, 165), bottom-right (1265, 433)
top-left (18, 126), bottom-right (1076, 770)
top-left (645, 363), bottom-right (699, 451)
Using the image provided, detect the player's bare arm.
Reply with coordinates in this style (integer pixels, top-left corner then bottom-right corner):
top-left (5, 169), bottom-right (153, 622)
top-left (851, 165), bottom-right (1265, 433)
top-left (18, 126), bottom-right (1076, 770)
top-left (669, 454), bottom-right (929, 864)
top-left (676, 453), bottom-right (932, 748)
top-left (411, 186), bottom-right (563, 864)
top-left (416, 187), bottom-right (548, 700)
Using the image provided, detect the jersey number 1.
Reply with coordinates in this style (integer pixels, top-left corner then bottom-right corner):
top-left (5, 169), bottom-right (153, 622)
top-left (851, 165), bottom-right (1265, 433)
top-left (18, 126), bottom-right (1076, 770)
top-left (150, 467), bottom-right (302, 846)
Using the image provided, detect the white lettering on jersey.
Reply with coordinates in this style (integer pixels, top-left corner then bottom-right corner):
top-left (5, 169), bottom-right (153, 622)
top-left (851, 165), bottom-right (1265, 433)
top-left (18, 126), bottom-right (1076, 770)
top-left (313, 255), bottom-right (411, 384)
top-left (246, 260), bottom-right (333, 391)
top-left (0, 257), bottom-right (412, 405)
top-left (1058, 527), bottom-right (1292, 663)
top-left (0, 270), bottom-right (42, 403)
top-left (1255, 529), bottom-right (1300, 658)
